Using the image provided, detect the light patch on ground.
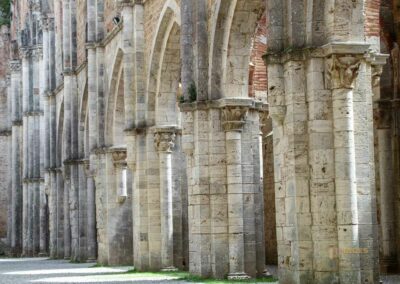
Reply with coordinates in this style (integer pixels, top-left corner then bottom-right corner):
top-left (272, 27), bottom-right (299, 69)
top-left (31, 273), bottom-right (181, 283)
top-left (0, 258), bottom-right (48, 262)
top-left (4, 267), bottom-right (129, 275)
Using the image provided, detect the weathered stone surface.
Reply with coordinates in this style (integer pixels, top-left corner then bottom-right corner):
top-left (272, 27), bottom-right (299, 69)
top-left (0, 1), bottom-right (397, 283)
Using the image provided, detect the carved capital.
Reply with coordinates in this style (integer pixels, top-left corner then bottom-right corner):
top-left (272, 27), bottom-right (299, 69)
top-left (111, 148), bottom-right (128, 167)
top-left (6, 75), bottom-right (10, 87)
top-left (83, 160), bottom-right (95, 177)
top-left (326, 55), bottom-right (362, 89)
top-left (33, 47), bottom-right (43, 60)
top-left (29, 0), bottom-right (41, 11)
top-left (19, 48), bottom-right (32, 59)
top-left (372, 64), bottom-right (383, 89)
top-left (222, 106), bottom-right (248, 132)
top-left (259, 110), bottom-right (270, 133)
top-left (154, 129), bottom-right (176, 153)
top-left (42, 17), bottom-right (49, 31)
top-left (9, 60), bottom-right (21, 72)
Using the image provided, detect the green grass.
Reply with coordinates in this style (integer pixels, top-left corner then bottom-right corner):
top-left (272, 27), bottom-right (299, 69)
top-left (0, 0), bottom-right (10, 26)
top-left (90, 263), bottom-right (110, 268)
top-left (124, 269), bottom-right (277, 283)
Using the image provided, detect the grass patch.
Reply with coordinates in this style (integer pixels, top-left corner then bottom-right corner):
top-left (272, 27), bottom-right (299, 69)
top-left (69, 259), bottom-right (87, 264)
top-left (91, 263), bottom-right (109, 268)
top-left (125, 269), bottom-right (277, 283)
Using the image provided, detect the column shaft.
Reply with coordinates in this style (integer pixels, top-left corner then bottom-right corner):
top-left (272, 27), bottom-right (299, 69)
top-left (160, 151), bottom-right (174, 269)
top-left (226, 130), bottom-right (247, 279)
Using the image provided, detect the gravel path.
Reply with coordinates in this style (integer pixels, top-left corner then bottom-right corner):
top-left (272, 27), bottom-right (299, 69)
top-left (0, 258), bottom-right (186, 284)
top-left (3, 257), bottom-right (398, 284)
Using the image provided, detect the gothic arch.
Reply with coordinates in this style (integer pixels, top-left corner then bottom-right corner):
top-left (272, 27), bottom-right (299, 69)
top-left (105, 48), bottom-right (124, 146)
top-left (146, 0), bottom-right (181, 126)
top-left (79, 81), bottom-right (88, 157)
top-left (210, 0), bottom-right (265, 99)
top-left (56, 101), bottom-right (64, 167)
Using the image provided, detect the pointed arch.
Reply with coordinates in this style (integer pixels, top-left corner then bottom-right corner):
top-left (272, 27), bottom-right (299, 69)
top-left (56, 100), bottom-right (64, 167)
top-left (105, 48), bottom-right (124, 146)
top-left (209, 0), bottom-right (265, 99)
top-left (146, 0), bottom-right (181, 126)
top-left (78, 80), bottom-right (88, 157)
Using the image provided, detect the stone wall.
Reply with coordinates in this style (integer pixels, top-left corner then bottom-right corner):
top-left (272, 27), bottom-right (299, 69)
top-left (0, 136), bottom-right (10, 238)
top-left (77, 0), bottom-right (87, 66)
top-left (0, 25), bottom-right (10, 239)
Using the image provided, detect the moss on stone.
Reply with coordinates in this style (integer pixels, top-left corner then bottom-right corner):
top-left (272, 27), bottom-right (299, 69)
top-left (0, 0), bottom-right (10, 27)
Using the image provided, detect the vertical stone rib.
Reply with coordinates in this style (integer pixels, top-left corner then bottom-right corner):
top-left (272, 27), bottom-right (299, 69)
top-left (133, 3), bottom-right (146, 126)
top-left (194, 0), bottom-right (208, 101)
top-left (86, 0), bottom-right (97, 261)
top-left (180, 0), bottom-right (193, 101)
top-left (121, 3), bottom-right (134, 130)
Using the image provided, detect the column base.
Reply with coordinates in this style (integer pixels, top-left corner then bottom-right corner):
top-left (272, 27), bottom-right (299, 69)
top-left (38, 252), bottom-right (48, 257)
top-left (262, 268), bottom-right (272, 277)
top-left (86, 258), bottom-right (97, 263)
top-left (227, 272), bottom-right (251, 280)
top-left (161, 266), bottom-right (178, 272)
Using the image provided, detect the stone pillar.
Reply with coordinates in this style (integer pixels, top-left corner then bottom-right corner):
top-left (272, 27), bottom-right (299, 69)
top-left (327, 53), bottom-right (362, 282)
top-left (63, 166), bottom-right (71, 259)
top-left (20, 47), bottom-right (31, 256)
top-left (181, 99), bottom-right (264, 279)
top-left (6, 75), bottom-right (12, 249)
top-left (56, 168), bottom-right (64, 259)
top-left (84, 159), bottom-right (97, 261)
top-left (105, 147), bottom-right (133, 265)
top-left (392, 99), bottom-right (400, 271)
top-left (263, 43), bottom-right (380, 283)
top-left (86, 0), bottom-right (98, 263)
top-left (376, 100), bottom-right (397, 271)
top-left (9, 60), bottom-right (22, 256)
top-left (222, 106), bottom-right (250, 280)
top-left (154, 128), bottom-right (177, 271)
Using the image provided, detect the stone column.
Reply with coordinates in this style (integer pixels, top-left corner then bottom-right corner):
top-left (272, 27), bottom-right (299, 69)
top-left (6, 75), bottom-right (12, 249)
top-left (154, 128), bottom-right (177, 271)
top-left (376, 100), bottom-right (397, 271)
top-left (56, 168), bottom-right (64, 259)
top-left (9, 60), bottom-right (22, 256)
top-left (63, 166), bottom-right (71, 259)
top-left (326, 51), bottom-right (363, 283)
top-left (222, 106), bottom-right (250, 280)
top-left (86, 0), bottom-right (98, 263)
top-left (84, 159), bottom-right (97, 261)
top-left (20, 47), bottom-right (31, 256)
top-left (392, 99), bottom-right (400, 272)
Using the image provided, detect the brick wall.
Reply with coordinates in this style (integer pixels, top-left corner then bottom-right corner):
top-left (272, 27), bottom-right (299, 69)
top-left (365, 0), bottom-right (381, 37)
top-left (249, 13), bottom-right (267, 99)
